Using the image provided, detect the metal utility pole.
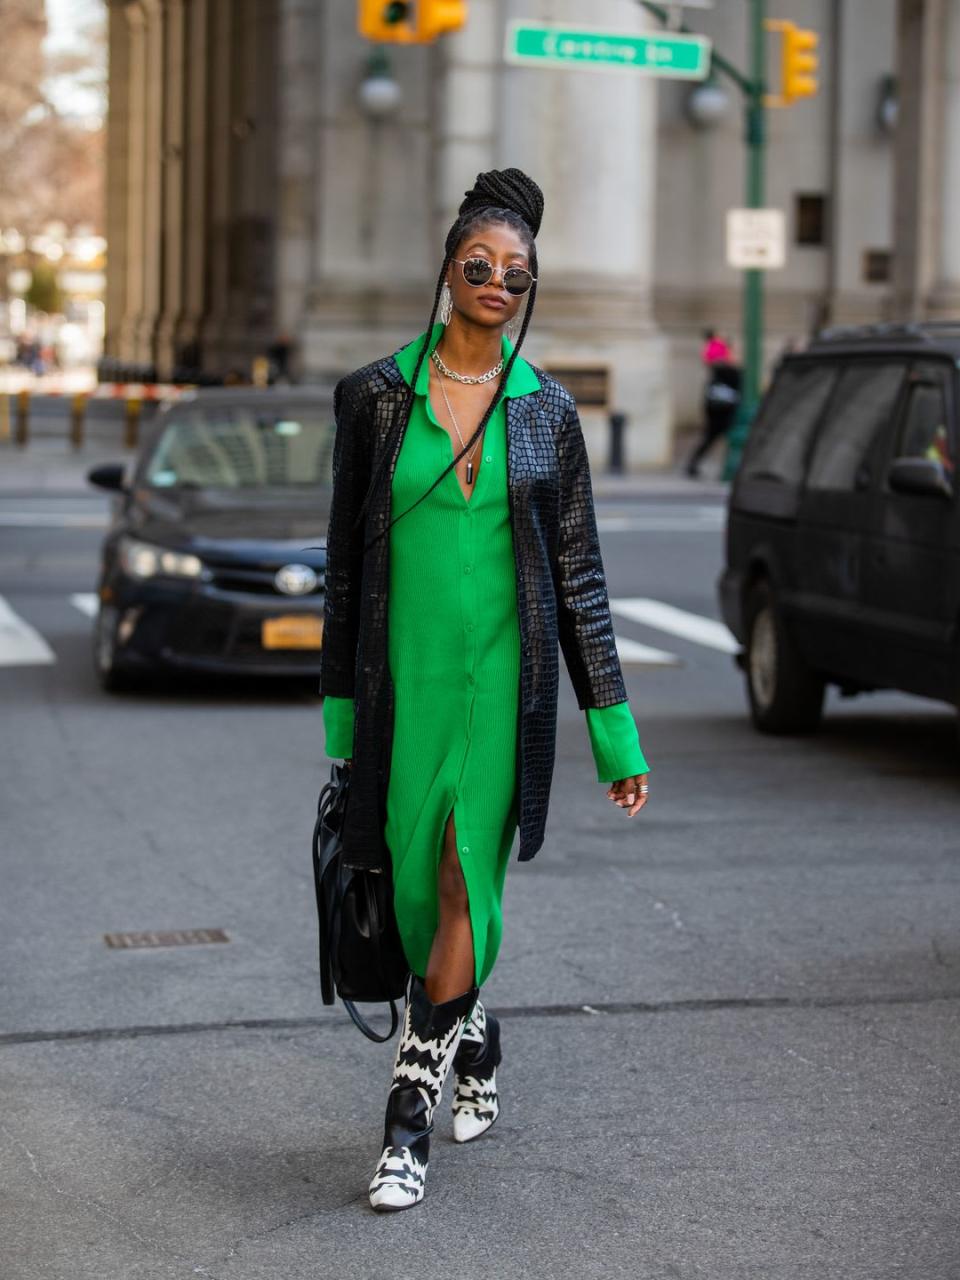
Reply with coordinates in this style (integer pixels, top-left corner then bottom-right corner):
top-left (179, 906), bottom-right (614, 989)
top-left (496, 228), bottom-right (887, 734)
top-left (640, 1), bottom-right (819, 478)
top-left (726, 0), bottom-right (767, 479)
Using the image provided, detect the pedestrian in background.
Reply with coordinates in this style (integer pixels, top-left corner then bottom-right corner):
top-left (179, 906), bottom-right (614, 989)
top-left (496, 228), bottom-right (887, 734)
top-left (320, 167), bottom-right (651, 1212)
top-left (701, 327), bottom-right (732, 366)
top-left (686, 355), bottom-right (742, 479)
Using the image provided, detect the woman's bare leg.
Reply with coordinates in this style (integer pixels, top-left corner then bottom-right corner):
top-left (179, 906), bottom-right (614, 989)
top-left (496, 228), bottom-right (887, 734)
top-left (424, 807), bottom-right (475, 1003)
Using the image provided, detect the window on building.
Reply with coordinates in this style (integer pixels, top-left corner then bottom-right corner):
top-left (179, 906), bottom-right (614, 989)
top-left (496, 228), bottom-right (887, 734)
top-left (795, 194), bottom-right (827, 247)
top-left (740, 362), bottom-right (837, 487)
top-left (863, 249), bottom-right (892, 283)
top-left (805, 361), bottom-right (906, 491)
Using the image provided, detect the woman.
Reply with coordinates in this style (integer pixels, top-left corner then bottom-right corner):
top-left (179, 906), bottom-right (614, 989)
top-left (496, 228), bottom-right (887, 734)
top-left (320, 168), bottom-right (651, 1212)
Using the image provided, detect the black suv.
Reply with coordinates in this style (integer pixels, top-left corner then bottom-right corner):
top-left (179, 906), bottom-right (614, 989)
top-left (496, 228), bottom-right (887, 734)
top-left (719, 323), bottom-right (960, 733)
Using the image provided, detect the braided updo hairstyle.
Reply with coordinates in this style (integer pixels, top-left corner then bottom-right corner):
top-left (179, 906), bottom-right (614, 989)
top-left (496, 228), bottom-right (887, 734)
top-left (353, 167), bottom-right (544, 548)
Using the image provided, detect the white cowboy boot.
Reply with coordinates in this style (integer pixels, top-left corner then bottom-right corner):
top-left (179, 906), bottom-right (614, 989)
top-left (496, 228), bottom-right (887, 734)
top-left (368, 974), bottom-right (477, 1211)
top-left (451, 997), bottom-right (502, 1143)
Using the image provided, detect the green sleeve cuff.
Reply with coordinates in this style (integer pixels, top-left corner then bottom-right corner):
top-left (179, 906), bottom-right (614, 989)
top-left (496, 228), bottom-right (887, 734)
top-left (322, 695), bottom-right (355, 759)
top-left (585, 700), bottom-right (650, 783)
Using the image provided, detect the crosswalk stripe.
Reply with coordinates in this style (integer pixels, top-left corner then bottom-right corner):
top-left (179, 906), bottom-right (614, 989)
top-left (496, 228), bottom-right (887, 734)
top-left (0, 595), bottom-right (56, 666)
top-left (615, 635), bottom-right (680, 666)
top-left (597, 517), bottom-right (724, 533)
top-left (0, 593), bottom-right (713, 671)
top-left (610, 597), bottom-right (739, 654)
top-left (0, 512), bottom-right (108, 528)
top-left (70, 593), bottom-right (99, 618)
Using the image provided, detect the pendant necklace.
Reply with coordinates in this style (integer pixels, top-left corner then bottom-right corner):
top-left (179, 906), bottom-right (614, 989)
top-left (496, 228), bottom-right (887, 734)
top-left (435, 373), bottom-right (481, 485)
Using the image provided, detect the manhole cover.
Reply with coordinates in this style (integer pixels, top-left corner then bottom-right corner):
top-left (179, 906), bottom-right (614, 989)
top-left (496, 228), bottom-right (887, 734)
top-left (104, 928), bottom-right (230, 949)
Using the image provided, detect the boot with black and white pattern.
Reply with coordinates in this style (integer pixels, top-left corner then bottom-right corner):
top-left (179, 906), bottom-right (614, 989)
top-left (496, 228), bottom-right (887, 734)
top-left (451, 997), bottom-right (501, 1143)
top-left (368, 974), bottom-right (478, 1212)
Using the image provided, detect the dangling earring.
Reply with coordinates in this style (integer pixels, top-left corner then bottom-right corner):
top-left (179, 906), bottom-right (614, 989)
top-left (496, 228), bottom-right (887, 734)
top-left (439, 281), bottom-right (453, 326)
top-left (506, 305), bottom-right (524, 343)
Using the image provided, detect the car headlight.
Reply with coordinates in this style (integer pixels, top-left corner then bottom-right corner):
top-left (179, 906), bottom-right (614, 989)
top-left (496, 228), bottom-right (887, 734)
top-left (119, 535), bottom-right (205, 580)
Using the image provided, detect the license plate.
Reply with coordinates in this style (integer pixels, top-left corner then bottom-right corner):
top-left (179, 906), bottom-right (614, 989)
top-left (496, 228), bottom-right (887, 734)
top-left (261, 615), bottom-right (324, 650)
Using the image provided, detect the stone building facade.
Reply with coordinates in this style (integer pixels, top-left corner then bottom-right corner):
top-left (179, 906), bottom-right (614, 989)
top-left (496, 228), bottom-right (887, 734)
top-left (104, 0), bottom-right (960, 465)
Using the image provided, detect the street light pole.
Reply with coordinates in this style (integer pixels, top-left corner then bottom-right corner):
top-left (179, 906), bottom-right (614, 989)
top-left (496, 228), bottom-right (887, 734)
top-left (725, 0), bottom-right (767, 479)
top-left (639, 0), bottom-right (768, 478)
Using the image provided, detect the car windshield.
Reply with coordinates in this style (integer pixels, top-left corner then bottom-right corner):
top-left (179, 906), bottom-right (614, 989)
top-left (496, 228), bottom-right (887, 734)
top-left (143, 406), bottom-right (335, 489)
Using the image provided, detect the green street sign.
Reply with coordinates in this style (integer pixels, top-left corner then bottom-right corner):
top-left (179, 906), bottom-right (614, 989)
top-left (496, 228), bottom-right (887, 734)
top-left (505, 20), bottom-right (711, 80)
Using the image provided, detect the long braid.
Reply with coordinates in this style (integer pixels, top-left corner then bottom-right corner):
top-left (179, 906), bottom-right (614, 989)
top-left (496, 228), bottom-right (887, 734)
top-left (355, 168), bottom-right (544, 553)
top-left (349, 255), bottom-right (449, 539)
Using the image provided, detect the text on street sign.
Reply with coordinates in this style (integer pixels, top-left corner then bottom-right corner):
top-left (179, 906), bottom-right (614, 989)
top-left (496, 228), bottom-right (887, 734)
top-left (726, 209), bottom-right (786, 270)
top-left (505, 21), bottom-right (711, 80)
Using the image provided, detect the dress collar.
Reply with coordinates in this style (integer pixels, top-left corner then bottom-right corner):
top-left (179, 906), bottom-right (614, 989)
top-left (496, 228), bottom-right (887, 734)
top-left (393, 321), bottom-right (541, 398)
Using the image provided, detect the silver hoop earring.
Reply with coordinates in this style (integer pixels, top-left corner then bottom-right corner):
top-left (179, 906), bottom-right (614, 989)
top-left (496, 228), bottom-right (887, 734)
top-left (439, 282), bottom-right (453, 325)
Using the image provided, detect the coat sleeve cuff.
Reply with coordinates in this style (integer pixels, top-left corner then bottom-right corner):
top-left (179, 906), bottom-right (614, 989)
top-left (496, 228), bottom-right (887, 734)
top-left (585, 700), bottom-right (650, 782)
top-left (322, 695), bottom-right (355, 759)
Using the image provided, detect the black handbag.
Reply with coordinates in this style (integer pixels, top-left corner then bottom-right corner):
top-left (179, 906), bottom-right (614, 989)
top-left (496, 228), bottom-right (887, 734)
top-left (311, 759), bottom-right (409, 1042)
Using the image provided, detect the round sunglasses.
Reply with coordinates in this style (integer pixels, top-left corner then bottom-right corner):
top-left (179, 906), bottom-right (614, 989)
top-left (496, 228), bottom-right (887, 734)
top-left (450, 256), bottom-right (537, 296)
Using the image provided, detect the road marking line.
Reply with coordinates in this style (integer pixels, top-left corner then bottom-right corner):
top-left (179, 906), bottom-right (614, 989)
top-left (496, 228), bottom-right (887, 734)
top-left (610, 597), bottom-right (739, 654)
top-left (0, 512), bottom-right (108, 527)
top-left (0, 596), bottom-right (55, 666)
top-left (70, 593), bottom-right (99, 618)
top-left (615, 635), bottom-right (681, 666)
top-left (597, 516), bottom-right (724, 533)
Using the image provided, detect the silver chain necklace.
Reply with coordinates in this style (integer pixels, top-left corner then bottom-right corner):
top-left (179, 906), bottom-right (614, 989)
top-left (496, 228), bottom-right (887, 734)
top-left (431, 346), bottom-right (504, 384)
top-left (435, 373), bottom-right (482, 486)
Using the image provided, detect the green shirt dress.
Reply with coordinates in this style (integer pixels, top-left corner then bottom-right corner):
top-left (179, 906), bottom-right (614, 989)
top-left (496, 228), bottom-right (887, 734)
top-left (323, 322), bottom-right (649, 987)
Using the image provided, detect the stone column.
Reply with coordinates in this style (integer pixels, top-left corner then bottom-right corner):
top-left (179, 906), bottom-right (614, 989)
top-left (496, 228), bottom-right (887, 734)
top-left (496, 0), bottom-right (670, 466)
top-left (199, 0), bottom-right (235, 372)
top-left (930, 0), bottom-right (960, 314)
top-left (891, 0), bottom-right (945, 319)
top-left (298, 1), bottom-right (437, 375)
top-left (433, 0), bottom-right (499, 241)
top-left (174, 0), bottom-right (210, 373)
top-left (119, 1), bottom-right (146, 363)
top-left (155, 0), bottom-right (186, 379)
top-left (200, 0), bottom-right (279, 375)
top-left (134, 0), bottom-right (165, 367)
top-left (104, 0), bottom-right (131, 363)
top-left (276, 0), bottom-right (322, 366)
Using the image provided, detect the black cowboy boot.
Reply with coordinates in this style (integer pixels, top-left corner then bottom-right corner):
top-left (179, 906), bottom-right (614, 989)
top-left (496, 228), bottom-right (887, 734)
top-left (368, 973), bottom-right (478, 1212)
top-left (451, 996), bottom-right (502, 1142)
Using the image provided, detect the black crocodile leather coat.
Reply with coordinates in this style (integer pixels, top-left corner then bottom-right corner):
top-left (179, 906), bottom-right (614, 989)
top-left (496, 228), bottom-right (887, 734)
top-left (319, 349), bottom-right (629, 869)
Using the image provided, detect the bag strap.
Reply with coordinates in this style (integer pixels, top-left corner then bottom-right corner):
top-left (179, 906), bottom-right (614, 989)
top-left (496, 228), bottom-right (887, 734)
top-left (333, 855), bottom-right (404, 1043)
top-left (343, 995), bottom-right (400, 1043)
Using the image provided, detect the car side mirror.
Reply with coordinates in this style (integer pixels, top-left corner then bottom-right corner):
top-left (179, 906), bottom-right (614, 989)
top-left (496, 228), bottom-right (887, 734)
top-left (886, 456), bottom-right (953, 499)
top-left (87, 463), bottom-right (128, 492)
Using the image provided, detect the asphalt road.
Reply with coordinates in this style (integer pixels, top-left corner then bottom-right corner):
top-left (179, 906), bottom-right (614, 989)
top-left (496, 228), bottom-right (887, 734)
top-left (1, 480), bottom-right (958, 1279)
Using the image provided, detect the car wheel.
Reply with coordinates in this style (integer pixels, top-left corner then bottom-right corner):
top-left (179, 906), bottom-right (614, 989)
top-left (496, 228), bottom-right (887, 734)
top-left (93, 604), bottom-right (139, 693)
top-left (744, 580), bottom-right (825, 734)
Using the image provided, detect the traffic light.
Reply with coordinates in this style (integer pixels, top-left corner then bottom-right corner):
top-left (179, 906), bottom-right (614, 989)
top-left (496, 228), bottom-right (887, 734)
top-left (415, 0), bottom-right (467, 41)
top-left (765, 19), bottom-right (819, 106)
top-left (357, 0), bottom-right (467, 43)
top-left (358, 0), bottom-right (417, 43)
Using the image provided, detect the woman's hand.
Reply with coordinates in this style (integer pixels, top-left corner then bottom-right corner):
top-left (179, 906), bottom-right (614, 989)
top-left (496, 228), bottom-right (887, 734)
top-left (606, 773), bottom-right (649, 817)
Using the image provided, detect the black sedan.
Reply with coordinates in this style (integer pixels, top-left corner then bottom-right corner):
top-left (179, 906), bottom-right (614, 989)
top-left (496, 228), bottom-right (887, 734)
top-left (87, 388), bottom-right (337, 690)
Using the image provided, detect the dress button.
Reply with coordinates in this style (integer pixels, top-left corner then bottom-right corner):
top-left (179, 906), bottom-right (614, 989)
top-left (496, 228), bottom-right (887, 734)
top-left (465, 622), bottom-right (475, 632)
top-left (463, 564), bottom-right (473, 575)
top-left (462, 845), bottom-right (470, 856)
top-left (484, 454), bottom-right (492, 463)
